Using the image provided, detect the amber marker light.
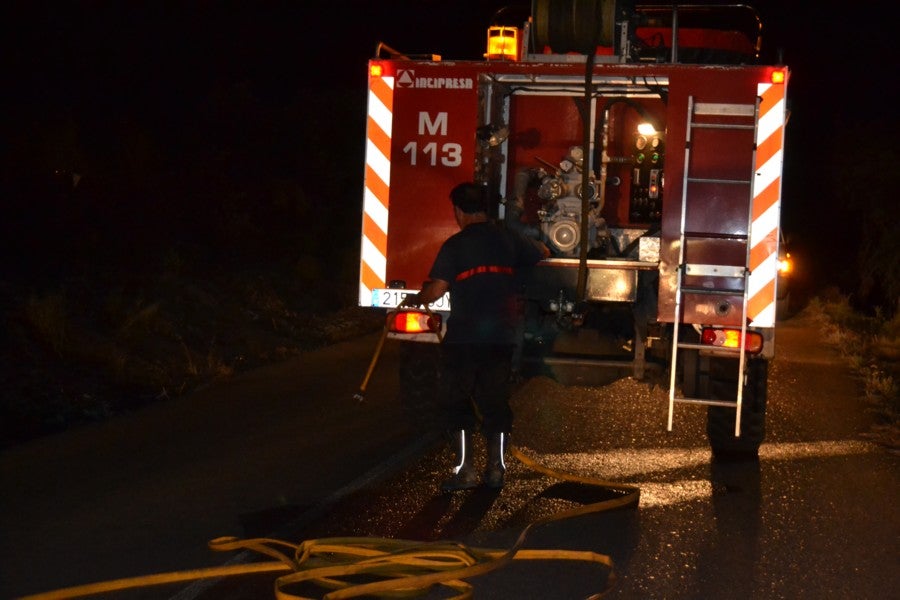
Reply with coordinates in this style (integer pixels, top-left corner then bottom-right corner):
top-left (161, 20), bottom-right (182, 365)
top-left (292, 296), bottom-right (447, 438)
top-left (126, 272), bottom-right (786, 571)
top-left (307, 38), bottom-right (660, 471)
top-left (485, 26), bottom-right (520, 61)
top-left (770, 69), bottom-right (786, 84)
top-left (370, 64), bottom-right (384, 77)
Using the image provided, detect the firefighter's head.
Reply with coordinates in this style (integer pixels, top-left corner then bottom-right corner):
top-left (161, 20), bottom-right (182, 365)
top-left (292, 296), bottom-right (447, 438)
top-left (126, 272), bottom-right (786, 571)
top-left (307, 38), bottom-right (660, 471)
top-left (450, 182), bottom-right (488, 215)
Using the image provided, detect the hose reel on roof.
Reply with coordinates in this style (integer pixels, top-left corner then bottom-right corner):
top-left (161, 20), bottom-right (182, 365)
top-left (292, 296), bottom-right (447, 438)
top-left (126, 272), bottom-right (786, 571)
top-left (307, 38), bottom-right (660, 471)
top-left (532, 0), bottom-right (634, 53)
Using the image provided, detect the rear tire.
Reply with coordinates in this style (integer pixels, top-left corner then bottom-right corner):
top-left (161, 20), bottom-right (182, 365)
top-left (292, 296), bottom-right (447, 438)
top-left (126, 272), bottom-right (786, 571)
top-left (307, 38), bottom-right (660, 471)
top-left (706, 358), bottom-right (767, 459)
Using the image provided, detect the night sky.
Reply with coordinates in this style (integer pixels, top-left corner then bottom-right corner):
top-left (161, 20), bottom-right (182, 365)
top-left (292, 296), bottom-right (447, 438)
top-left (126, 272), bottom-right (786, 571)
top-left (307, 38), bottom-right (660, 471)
top-left (4, 1), bottom-right (897, 301)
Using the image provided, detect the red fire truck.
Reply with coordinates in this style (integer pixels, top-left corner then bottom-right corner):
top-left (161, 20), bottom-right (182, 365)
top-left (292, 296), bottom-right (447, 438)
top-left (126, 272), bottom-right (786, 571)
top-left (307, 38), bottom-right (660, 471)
top-left (358, 1), bottom-right (789, 458)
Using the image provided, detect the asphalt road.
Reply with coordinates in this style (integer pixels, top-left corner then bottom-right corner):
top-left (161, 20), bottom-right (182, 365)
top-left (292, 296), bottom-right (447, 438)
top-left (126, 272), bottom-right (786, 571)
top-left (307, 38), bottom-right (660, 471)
top-left (0, 331), bottom-right (423, 599)
top-left (2, 311), bottom-right (898, 599)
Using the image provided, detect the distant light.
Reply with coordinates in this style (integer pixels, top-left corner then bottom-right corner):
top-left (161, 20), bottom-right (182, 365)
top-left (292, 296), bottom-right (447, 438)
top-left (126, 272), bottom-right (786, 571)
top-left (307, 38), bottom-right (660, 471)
top-left (778, 253), bottom-right (793, 275)
top-left (370, 64), bottom-right (384, 77)
top-left (770, 69), bottom-right (786, 84)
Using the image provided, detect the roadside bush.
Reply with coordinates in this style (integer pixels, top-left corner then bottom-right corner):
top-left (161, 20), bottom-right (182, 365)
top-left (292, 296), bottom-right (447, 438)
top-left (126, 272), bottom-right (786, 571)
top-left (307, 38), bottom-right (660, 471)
top-left (0, 266), bottom-right (382, 449)
top-left (24, 292), bottom-right (69, 357)
top-left (809, 294), bottom-right (900, 451)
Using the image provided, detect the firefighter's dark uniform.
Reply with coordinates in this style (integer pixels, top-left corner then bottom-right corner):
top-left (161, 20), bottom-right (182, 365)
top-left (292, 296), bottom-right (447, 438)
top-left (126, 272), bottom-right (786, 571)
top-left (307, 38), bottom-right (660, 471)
top-left (427, 208), bottom-right (544, 491)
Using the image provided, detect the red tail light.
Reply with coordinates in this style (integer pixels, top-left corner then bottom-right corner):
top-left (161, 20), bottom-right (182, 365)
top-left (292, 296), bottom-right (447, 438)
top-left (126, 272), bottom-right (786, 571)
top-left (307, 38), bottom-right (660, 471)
top-left (388, 310), bottom-right (442, 334)
top-left (701, 327), bottom-right (763, 354)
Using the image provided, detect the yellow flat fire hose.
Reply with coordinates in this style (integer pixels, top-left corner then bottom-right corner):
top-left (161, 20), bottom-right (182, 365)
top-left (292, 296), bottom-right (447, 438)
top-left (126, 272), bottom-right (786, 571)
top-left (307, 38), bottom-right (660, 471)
top-left (19, 450), bottom-right (639, 600)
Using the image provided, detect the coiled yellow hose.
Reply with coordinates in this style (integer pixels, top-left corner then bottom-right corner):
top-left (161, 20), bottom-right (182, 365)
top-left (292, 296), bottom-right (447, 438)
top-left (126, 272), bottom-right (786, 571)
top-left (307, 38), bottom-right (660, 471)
top-left (19, 447), bottom-right (639, 600)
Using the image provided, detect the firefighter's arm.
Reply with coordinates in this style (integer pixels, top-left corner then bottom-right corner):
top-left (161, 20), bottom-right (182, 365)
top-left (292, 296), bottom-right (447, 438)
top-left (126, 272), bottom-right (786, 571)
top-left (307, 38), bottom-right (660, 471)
top-left (403, 279), bottom-right (449, 307)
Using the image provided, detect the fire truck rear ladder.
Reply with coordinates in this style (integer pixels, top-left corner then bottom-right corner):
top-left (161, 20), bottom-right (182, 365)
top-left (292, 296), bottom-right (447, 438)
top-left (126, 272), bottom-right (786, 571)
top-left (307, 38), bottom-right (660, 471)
top-left (667, 95), bottom-right (760, 437)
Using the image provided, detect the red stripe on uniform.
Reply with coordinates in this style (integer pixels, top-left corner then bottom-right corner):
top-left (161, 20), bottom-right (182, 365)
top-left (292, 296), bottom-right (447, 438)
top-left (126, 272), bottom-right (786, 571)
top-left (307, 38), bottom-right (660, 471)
top-left (455, 265), bottom-right (514, 281)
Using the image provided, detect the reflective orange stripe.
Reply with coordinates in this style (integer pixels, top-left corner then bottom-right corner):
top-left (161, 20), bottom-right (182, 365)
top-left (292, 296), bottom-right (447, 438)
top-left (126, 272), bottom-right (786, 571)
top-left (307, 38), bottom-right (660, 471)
top-left (359, 74), bottom-right (394, 307)
top-left (748, 79), bottom-right (787, 326)
top-left (455, 265), bottom-right (513, 281)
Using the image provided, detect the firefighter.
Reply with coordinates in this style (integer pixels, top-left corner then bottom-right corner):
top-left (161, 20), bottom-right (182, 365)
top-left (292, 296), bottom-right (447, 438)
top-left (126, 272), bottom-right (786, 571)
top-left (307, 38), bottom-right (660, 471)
top-left (403, 182), bottom-right (548, 492)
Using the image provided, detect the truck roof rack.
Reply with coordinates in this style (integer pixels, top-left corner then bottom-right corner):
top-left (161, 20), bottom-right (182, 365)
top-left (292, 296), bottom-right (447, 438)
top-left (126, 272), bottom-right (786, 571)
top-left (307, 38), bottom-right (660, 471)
top-left (632, 4), bottom-right (762, 63)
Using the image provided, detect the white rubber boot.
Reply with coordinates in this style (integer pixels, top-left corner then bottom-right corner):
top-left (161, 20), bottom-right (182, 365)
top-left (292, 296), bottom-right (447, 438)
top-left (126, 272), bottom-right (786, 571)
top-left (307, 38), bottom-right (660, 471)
top-left (440, 429), bottom-right (480, 492)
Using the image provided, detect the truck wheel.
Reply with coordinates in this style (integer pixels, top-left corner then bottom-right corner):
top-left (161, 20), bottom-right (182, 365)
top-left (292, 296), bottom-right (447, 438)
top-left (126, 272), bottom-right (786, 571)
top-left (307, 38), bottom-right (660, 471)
top-left (398, 341), bottom-right (440, 429)
top-left (706, 358), bottom-right (767, 460)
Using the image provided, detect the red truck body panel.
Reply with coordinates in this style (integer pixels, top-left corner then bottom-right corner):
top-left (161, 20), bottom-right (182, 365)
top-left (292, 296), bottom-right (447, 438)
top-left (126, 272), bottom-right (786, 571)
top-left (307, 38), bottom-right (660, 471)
top-left (360, 58), bottom-right (787, 328)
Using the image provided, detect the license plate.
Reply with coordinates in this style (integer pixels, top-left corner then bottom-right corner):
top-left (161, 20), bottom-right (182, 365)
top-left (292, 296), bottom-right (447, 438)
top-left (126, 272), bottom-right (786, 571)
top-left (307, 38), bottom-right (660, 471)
top-left (372, 289), bottom-right (451, 310)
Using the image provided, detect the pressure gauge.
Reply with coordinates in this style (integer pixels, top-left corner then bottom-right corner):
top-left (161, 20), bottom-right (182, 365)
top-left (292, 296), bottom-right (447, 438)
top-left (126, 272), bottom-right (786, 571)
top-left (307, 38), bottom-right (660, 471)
top-left (635, 135), bottom-right (648, 150)
top-left (651, 136), bottom-right (661, 148)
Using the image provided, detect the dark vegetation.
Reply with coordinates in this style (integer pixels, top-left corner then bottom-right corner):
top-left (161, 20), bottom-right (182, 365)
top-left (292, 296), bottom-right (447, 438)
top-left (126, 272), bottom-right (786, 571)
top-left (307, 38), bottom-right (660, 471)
top-left (810, 293), bottom-right (900, 451)
top-left (1, 87), bottom-right (384, 447)
top-left (1, 4), bottom-right (391, 448)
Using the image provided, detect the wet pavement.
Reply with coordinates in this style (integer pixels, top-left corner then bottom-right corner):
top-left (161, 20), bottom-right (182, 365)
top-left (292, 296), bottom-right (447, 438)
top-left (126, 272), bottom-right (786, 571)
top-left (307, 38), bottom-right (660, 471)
top-left (3, 313), bottom-right (899, 599)
top-left (194, 313), bottom-right (899, 599)
top-left (0, 333), bottom-right (419, 599)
